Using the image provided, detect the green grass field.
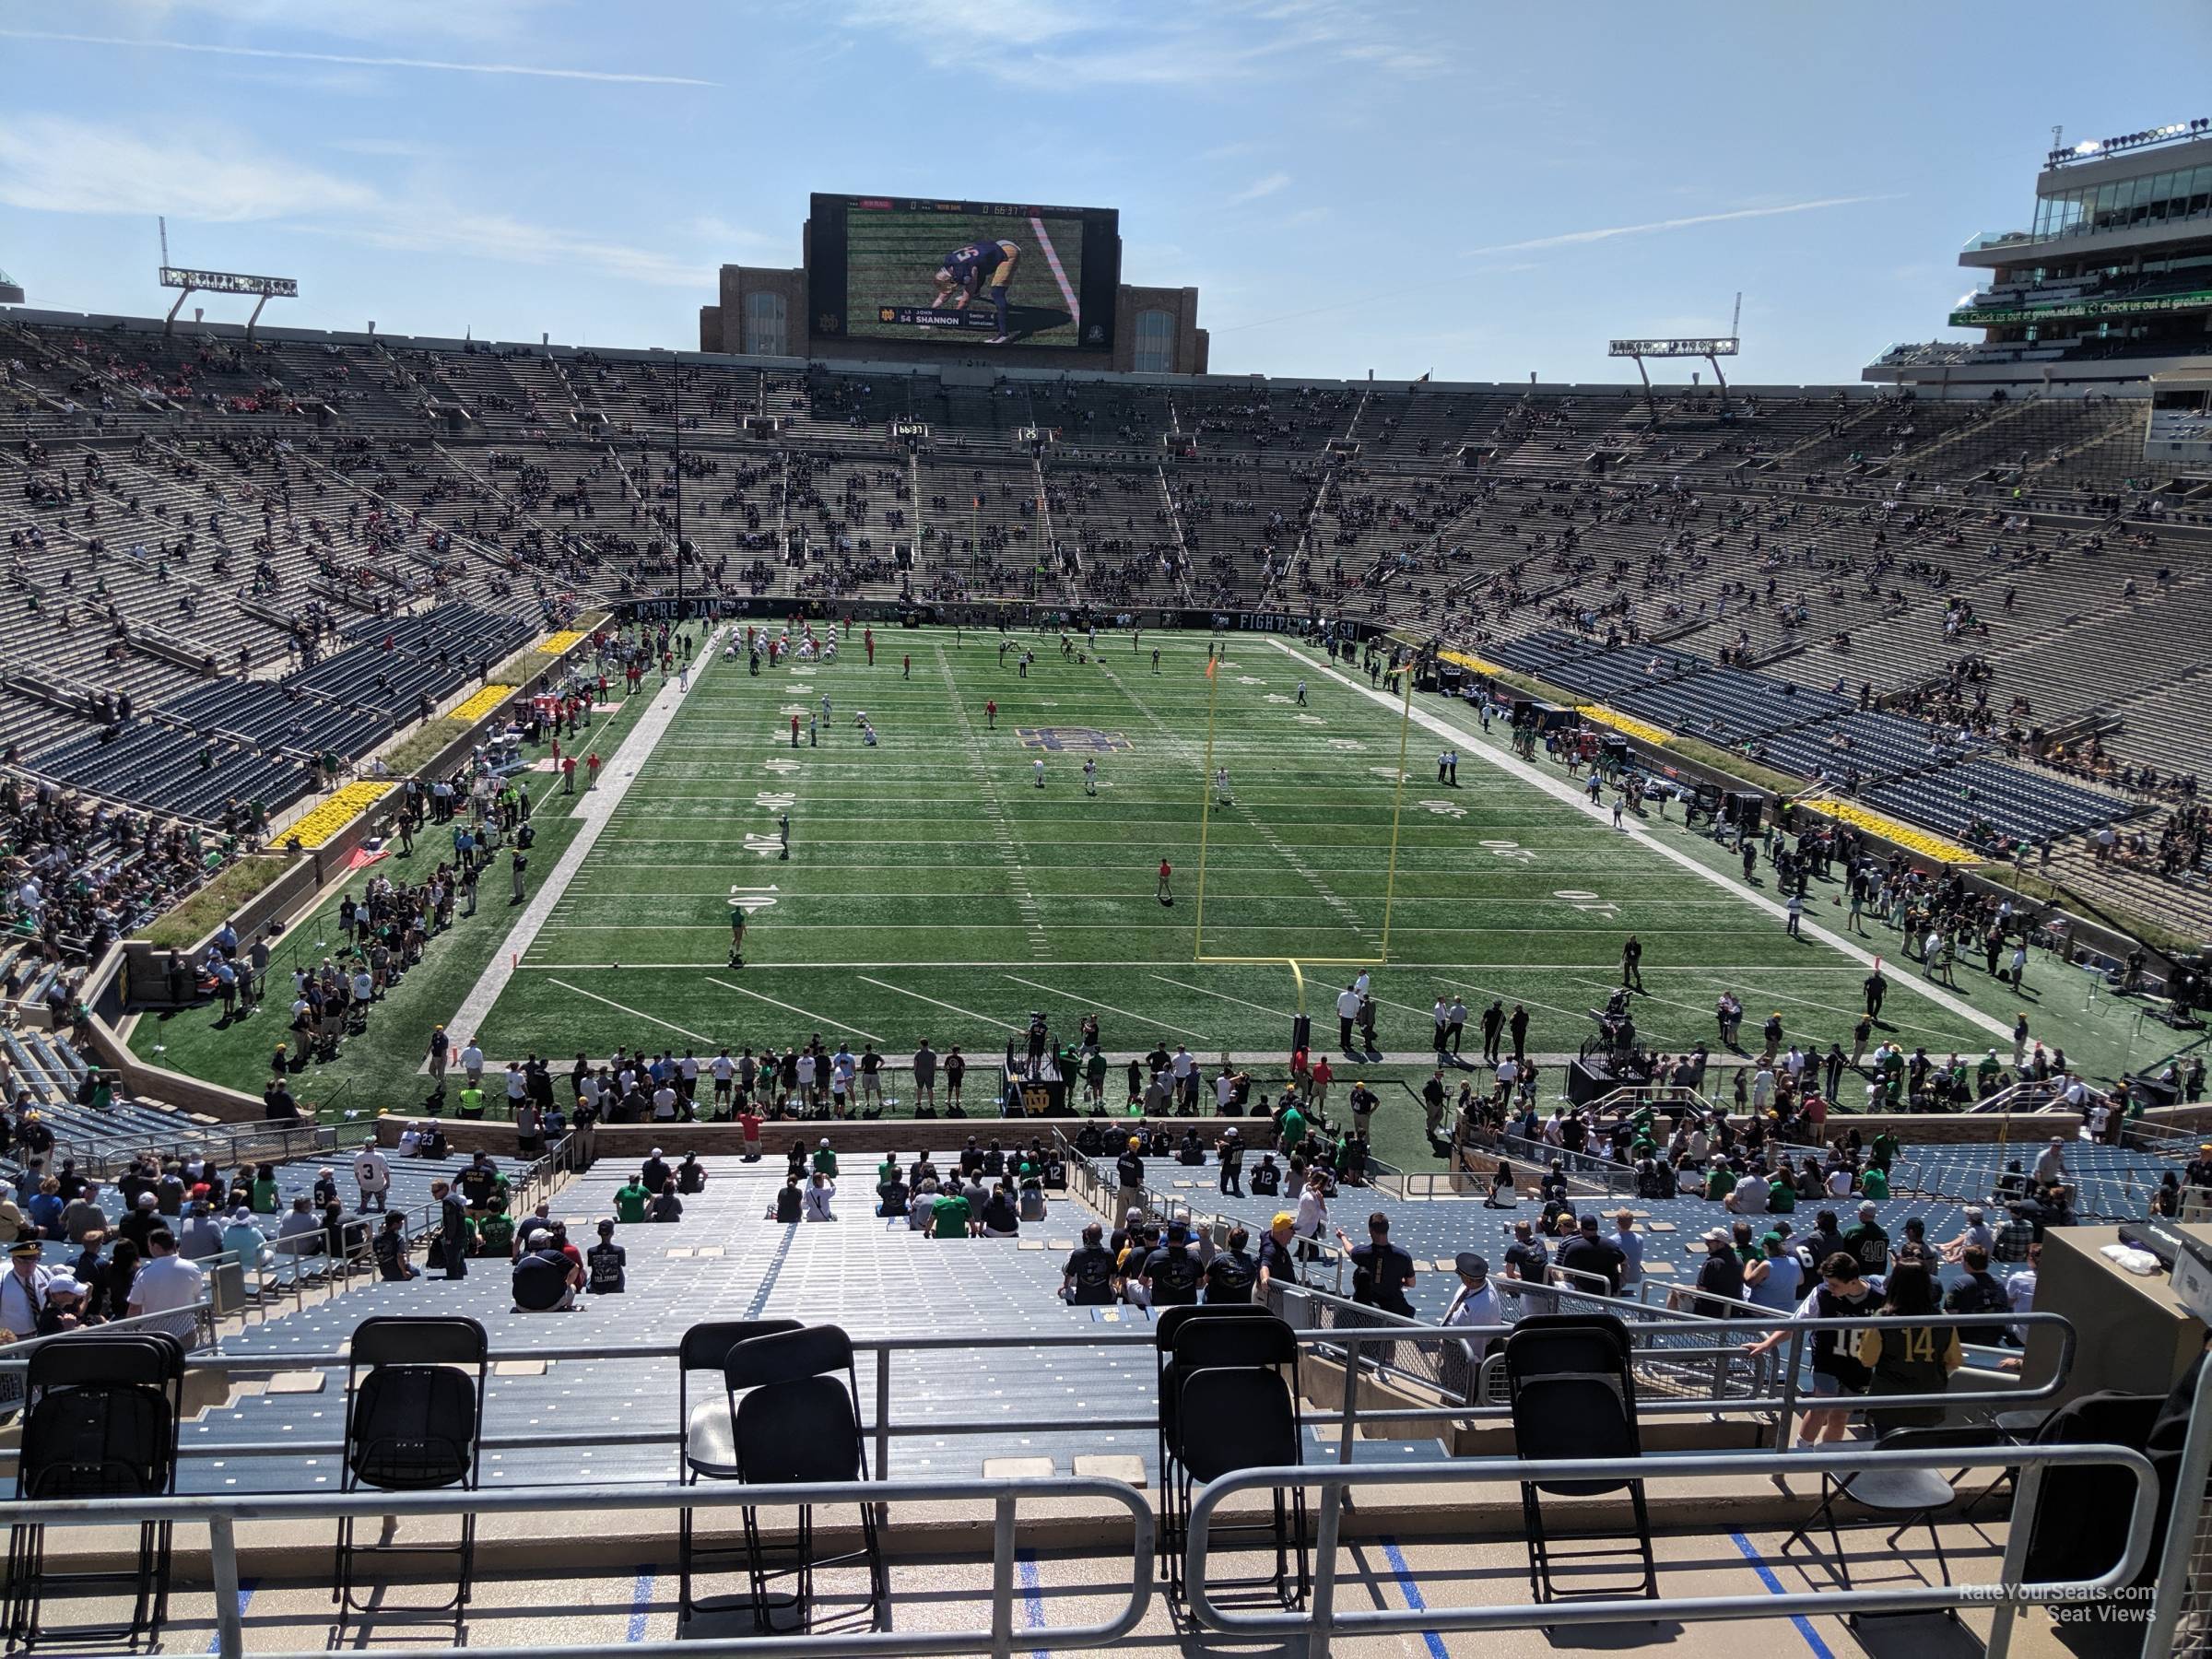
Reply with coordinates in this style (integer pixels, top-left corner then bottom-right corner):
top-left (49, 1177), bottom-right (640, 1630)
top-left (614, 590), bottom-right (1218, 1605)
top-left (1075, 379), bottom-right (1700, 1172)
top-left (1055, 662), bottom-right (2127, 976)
top-left (841, 209), bottom-right (1082, 347)
top-left (131, 622), bottom-right (2183, 1170)
top-left (465, 627), bottom-right (2069, 1078)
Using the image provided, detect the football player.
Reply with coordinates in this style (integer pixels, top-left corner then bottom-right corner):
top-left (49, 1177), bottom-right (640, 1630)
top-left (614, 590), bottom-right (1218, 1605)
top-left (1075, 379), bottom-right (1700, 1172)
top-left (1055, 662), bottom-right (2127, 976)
top-left (932, 238), bottom-right (1022, 345)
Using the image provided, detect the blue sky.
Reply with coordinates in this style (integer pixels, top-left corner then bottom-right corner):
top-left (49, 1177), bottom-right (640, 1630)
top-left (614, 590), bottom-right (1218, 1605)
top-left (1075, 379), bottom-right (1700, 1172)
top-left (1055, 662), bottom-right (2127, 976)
top-left (3, 0), bottom-right (2204, 383)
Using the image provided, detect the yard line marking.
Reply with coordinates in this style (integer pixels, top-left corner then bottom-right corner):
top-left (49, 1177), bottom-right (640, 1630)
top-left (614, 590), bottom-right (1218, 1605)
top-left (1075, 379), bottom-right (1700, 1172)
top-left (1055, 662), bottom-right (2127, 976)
top-left (1002, 974), bottom-right (1212, 1043)
top-left (1030, 214), bottom-right (1079, 324)
top-left (1272, 638), bottom-right (2013, 1044)
top-left (445, 627), bottom-right (724, 1040)
top-left (856, 974), bottom-right (1023, 1032)
top-left (1147, 973), bottom-right (1294, 1021)
top-left (514, 959), bottom-right (1875, 973)
top-left (548, 978), bottom-right (721, 1045)
top-left (704, 977), bottom-right (883, 1042)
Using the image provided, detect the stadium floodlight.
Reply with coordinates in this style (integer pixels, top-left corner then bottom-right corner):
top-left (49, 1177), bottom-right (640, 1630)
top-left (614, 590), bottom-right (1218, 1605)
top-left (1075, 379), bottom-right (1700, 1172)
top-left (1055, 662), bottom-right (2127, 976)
top-left (159, 265), bottom-right (299, 339)
top-left (1608, 334), bottom-right (1741, 409)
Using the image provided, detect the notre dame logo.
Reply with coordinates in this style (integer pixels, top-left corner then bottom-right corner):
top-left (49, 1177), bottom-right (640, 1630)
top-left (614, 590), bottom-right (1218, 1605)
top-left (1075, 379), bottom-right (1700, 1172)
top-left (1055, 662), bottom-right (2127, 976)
top-left (1020, 1083), bottom-right (1053, 1117)
top-left (817, 312), bottom-right (843, 335)
top-left (878, 308), bottom-right (897, 324)
top-left (1016, 727), bottom-right (1134, 753)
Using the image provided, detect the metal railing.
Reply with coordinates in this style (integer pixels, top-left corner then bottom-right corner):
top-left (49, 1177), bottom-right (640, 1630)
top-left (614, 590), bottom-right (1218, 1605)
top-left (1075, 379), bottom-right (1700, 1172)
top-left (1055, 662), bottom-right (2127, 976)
top-left (0, 1311), bottom-right (2071, 1482)
top-left (37, 1120), bottom-right (335, 1181)
top-left (3, 1475), bottom-right (1155, 1659)
top-left (1185, 1441), bottom-right (2159, 1659)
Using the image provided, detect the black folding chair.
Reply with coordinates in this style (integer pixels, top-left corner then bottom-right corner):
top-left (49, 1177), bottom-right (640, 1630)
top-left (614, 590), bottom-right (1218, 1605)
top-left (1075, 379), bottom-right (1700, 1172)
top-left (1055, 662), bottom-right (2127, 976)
top-left (1159, 1308), bottom-right (1309, 1610)
top-left (1780, 1425), bottom-right (1997, 1602)
top-left (675, 1318), bottom-right (802, 1623)
top-left (6, 1332), bottom-right (184, 1653)
top-left (724, 1324), bottom-right (888, 1634)
top-left (1503, 1314), bottom-right (1657, 1605)
top-left (334, 1315), bottom-right (488, 1626)
top-left (1152, 1304), bottom-right (1279, 1596)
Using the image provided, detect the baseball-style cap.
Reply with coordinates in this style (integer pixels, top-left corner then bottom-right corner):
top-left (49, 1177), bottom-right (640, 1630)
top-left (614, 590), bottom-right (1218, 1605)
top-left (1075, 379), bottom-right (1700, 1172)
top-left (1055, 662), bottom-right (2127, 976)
top-left (136, 1193), bottom-right (158, 1209)
top-left (1859, 1201), bottom-right (1878, 1216)
top-left (1454, 1252), bottom-right (1488, 1279)
top-left (1702, 1227), bottom-right (1732, 1243)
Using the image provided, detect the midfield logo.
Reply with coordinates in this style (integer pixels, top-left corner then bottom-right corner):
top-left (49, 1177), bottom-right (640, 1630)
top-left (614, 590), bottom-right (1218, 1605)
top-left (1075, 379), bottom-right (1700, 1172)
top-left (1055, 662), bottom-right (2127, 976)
top-left (1015, 726), bottom-right (1134, 753)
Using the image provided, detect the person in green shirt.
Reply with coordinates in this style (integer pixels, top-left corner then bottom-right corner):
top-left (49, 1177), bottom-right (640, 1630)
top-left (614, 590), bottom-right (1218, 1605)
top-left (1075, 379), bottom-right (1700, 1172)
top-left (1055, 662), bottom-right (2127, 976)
top-left (250, 1166), bottom-right (279, 1213)
top-left (877, 1155), bottom-right (898, 1190)
top-left (812, 1140), bottom-right (838, 1178)
top-left (930, 1191), bottom-right (971, 1239)
top-left (613, 1178), bottom-right (650, 1224)
top-left (1860, 1165), bottom-right (1890, 1202)
top-left (1703, 1164), bottom-right (1737, 1203)
top-left (1869, 1130), bottom-right (1900, 1173)
top-left (477, 1199), bottom-right (514, 1258)
top-left (1767, 1173), bottom-right (1796, 1213)
top-left (1279, 1103), bottom-right (1308, 1151)
top-left (457, 1085), bottom-right (487, 1119)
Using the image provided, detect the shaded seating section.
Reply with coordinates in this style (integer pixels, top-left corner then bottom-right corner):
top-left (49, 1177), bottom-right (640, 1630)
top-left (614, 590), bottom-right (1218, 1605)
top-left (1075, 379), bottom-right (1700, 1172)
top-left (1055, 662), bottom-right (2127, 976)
top-left (335, 1315), bottom-right (488, 1628)
top-left (1864, 759), bottom-right (2133, 842)
top-left (5, 1330), bottom-right (186, 1653)
top-left (1504, 1314), bottom-right (1657, 1603)
top-left (26, 719), bottom-right (314, 821)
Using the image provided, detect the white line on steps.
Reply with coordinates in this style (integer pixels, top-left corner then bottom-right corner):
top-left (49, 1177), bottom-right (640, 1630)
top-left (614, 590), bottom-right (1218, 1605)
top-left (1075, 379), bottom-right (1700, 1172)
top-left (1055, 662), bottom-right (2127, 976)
top-left (1268, 639), bottom-right (2014, 1044)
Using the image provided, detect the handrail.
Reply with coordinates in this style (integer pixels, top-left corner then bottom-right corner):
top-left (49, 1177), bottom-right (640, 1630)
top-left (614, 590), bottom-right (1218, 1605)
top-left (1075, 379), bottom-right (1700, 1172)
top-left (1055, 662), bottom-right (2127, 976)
top-left (0, 1312), bottom-right (2077, 1476)
top-left (3, 1475), bottom-right (1155, 1659)
top-left (1185, 1443), bottom-right (2159, 1655)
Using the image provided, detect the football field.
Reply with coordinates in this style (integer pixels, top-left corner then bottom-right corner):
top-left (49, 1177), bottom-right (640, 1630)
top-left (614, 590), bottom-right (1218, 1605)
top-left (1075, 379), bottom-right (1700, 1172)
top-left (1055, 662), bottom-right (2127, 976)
top-left (465, 626), bottom-right (2012, 1076)
top-left (841, 211), bottom-right (1081, 347)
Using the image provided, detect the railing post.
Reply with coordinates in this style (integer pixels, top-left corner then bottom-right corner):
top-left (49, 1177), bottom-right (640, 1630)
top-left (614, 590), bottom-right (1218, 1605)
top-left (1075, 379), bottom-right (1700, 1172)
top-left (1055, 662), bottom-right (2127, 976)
top-left (990, 1490), bottom-right (1018, 1659)
top-left (875, 1347), bottom-right (892, 1492)
top-left (1303, 1482), bottom-right (1346, 1659)
top-left (1773, 1328), bottom-right (1805, 1451)
top-left (209, 1514), bottom-right (245, 1659)
top-left (1337, 1337), bottom-right (1359, 1465)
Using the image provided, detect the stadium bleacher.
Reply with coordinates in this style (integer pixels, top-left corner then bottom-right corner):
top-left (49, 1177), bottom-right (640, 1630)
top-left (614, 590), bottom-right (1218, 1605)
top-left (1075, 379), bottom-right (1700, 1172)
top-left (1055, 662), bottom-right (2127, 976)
top-left (6, 310), bottom-right (2210, 948)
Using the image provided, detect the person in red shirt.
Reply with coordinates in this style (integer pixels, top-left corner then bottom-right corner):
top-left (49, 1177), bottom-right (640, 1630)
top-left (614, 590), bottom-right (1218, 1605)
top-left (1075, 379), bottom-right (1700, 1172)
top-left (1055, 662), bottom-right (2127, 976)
top-left (985, 699), bottom-right (997, 730)
top-left (902, 653), bottom-right (911, 680)
top-left (1309, 1054), bottom-right (1335, 1112)
top-left (1290, 1045), bottom-right (1310, 1088)
top-left (864, 627), bottom-right (875, 665)
top-left (586, 752), bottom-right (602, 787)
top-left (737, 1108), bottom-right (763, 1161)
top-left (790, 714), bottom-right (801, 748)
top-left (560, 754), bottom-right (577, 794)
top-left (1157, 860), bottom-right (1173, 906)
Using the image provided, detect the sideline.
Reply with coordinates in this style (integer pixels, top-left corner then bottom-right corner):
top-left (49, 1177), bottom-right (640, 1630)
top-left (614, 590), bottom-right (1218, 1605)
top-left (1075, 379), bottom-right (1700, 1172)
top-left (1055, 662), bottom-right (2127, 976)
top-left (445, 632), bottom-right (723, 1041)
top-left (1268, 640), bottom-right (2014, 1044)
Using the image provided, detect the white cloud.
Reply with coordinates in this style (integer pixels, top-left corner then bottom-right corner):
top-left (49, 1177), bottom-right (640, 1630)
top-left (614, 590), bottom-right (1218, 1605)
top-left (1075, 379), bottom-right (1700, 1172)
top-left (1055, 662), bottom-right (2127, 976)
top-left (1229, 172), bottom-right (1293, 206)
top-left (1462, 195), bottom-right (1902, 259)
top-left (0, 116), bottom-right (381, 222)
top-left (833, 0), bottom-right (1444, 88)
top-left (0, 114), bottom-right (709, 289)
top-left (1, 29), bottom-right (718, 87)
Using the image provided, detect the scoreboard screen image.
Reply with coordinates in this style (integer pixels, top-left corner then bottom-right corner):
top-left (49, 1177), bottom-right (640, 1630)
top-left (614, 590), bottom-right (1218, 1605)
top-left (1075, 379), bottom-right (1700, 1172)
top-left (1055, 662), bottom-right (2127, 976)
top-left (809, 194), bottom-right (1121, 353)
